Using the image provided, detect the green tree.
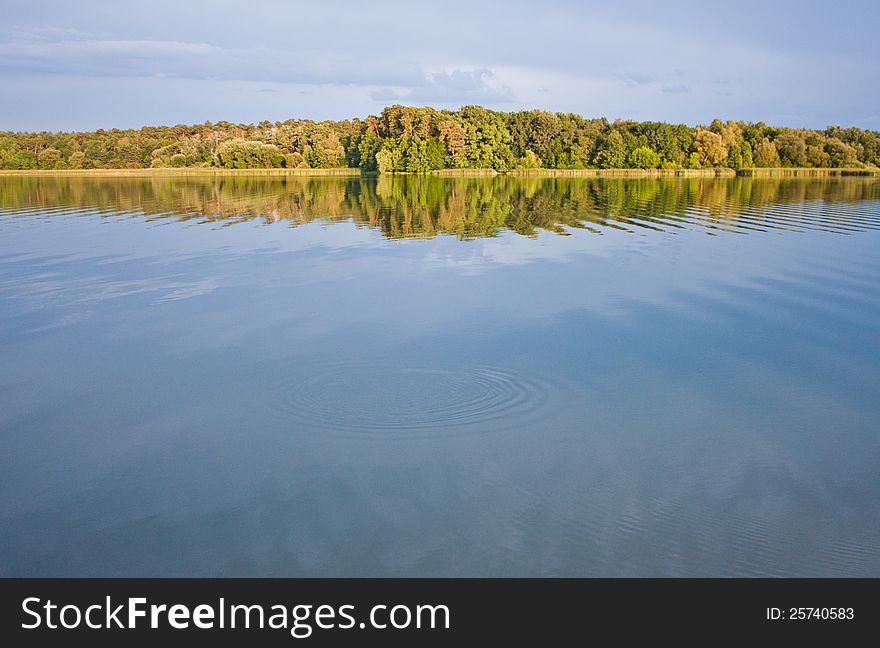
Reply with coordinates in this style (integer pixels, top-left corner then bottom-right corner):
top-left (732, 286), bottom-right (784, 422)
top-left (216, 139), bottom-right (284, 168)
top-left (595, 130), bottom-right (628, 168)
top-left (775, 131), bottom-right (808, 166)
top-left (460, 105), bottom-right (514, 170)
top-left (824, 137), bottom-right (859, 167)
top-left (375, 148), bottom-right (394, 174)
top-left (38, 147), bottom-right (63, 169)
top-left (424, 137), bottom-right (448, 170)
top-left (68, 151), bottom-right (86, 168)
top-left (753, 138), bottom-right (781, 167)
top-left (740, 141), bottom-right (754, 168)
top-left (693, 127), bottom-right (728, 167)
top-left (356, 130), bottom-right (382, 171)
top-left (628, 146), bottom-right (661, 169)
top-left (515, 149), bottom-right (542, 169)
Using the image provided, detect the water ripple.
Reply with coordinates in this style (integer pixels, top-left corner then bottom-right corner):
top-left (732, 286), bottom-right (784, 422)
top-left (2, 176), bottom-right (880, 240)
top-left (269, 363), bottom-right (553, 438)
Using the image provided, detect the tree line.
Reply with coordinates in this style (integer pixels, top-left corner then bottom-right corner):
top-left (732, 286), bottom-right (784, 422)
top-left (1, 105), bottom-right (878, 172)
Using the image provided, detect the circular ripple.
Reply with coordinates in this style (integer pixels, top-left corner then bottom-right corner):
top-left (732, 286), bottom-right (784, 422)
top-left (271, 363), bottom-right (551, 437)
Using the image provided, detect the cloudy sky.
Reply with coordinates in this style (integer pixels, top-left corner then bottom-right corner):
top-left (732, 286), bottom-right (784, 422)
top-left (2, 0), bottom-right (878, 132)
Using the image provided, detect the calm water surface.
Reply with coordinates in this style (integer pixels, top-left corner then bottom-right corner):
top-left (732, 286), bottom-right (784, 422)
top-left (1, 174), bottom-right (879, 576)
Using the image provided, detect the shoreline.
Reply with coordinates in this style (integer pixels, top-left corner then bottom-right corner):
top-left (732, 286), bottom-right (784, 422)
top-left (0, 168), bottom-right (362, 177)
top-left (0, 167), bottom-right (876, 178)
top-left (506, 168), bottom-right (735, 177)
top-left (736, 167), bottom-right (878, 177)
top-left (504, 167), bottom-right (877, 177)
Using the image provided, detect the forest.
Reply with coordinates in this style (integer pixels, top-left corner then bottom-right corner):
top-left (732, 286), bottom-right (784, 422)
top-left (1, 105), bottom-right (878, 172)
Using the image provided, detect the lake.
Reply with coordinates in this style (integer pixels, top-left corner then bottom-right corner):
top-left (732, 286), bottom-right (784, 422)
top-left (0, 173), bottom-right (878, 577)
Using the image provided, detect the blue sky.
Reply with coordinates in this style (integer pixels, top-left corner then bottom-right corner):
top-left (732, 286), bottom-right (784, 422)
top-left (2, 0), bottom-right (878, 132)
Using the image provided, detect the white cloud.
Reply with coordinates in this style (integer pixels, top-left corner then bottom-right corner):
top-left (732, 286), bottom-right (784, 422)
top-left (371, 68), bottom-right (514, 105)
top-left (0, 28), bottom-right (422, 86)
top-left (0, 0), bottom-right (877, 130)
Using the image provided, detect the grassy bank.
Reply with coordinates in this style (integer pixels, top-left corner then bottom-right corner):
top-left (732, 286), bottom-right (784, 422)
top-left (736, 167), bottom-right (878, 177)
top-left (429, 168), bottom-right (499, 176)
top-left (507, 167), bottom-right (878, 177)
top-left (1, 167), bottom-right (877, 178)
top-left (0, 168), bottom-right (361, 177)
top-left (507, 168), bottom-right (736, 177)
